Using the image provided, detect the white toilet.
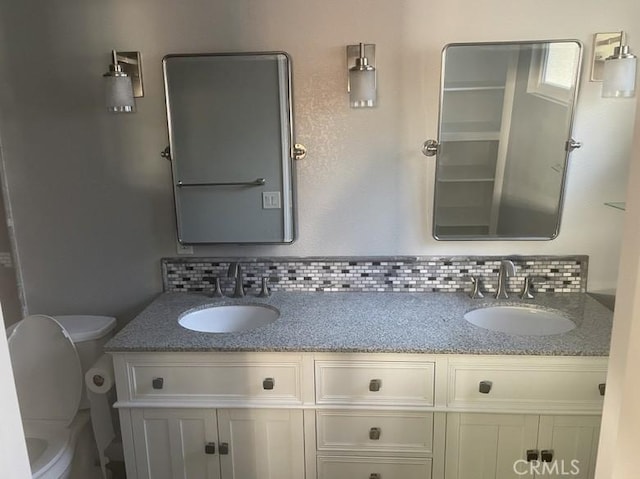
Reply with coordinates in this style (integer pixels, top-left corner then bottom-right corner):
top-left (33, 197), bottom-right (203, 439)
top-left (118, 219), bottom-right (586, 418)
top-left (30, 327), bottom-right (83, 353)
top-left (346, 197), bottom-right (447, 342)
top-left (8, 314), bottom-right (116, 479)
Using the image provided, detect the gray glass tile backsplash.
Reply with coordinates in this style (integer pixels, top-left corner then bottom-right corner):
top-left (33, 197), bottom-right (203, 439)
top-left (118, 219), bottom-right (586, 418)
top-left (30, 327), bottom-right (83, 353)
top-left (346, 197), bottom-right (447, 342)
top-left (162, 256), bottom-right (587, 295)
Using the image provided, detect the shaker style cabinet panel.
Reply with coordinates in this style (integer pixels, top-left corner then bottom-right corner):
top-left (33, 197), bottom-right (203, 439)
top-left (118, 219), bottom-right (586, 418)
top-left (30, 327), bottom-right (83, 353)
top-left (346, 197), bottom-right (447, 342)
top-left (217, 409), bottom-right (305, 479)
top-left (315, 360), bottom-right (435, 406)
top-left (130, 408), bottom-right (304, 479)
top-left (130, 409), bottom-right (221, 479)
top-left (447, 357), bottom-right (607, 412)
top-left (317, 456), bottom-right (433, 479)
top-left (536, 415), bottom-right (600, 479)
top-left (127, 361), bottom-right (303, 404)
top-left (445, 413), bottom-right (539, 479)
top-left (316, 410), bottom-right (434, 455)
top-left (445, 414), bottom-right (600, 479)
top-left (118, 353), bottom-right (305, 405)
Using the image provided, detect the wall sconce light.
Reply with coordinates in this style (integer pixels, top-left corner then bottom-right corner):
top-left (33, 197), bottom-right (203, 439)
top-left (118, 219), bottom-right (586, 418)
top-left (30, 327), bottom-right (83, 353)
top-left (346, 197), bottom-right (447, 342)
top-left (103, 50), bottom-right (144, 113)
top-left (598, 32), bottom-right (637, 98)
top-left (346, 43), bottom-right (376, 108)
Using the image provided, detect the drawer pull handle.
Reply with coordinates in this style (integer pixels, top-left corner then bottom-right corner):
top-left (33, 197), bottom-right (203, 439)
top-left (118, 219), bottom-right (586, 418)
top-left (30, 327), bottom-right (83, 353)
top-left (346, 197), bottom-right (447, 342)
top-left (369, 379), bottom-right (382, 392)
top-left (369, 427), bottom-right (381, 440)
top-left (478, 380), bottom-right (492, 394)
top-left (219, 442), bottom-right (229, 455)
top-left (369, 474), bottom-right (381, 479)
top-left (541, 450), bottom-right (554, 462)
top-left (599, 383), bottom-right (606, 396)
top-left (205, 442), bottom-right (216, 455)
top-left (152, 377), bottom-right (164, 390)
top-left (526, 449), bottom-right (539, 462)
top-left (263, 377), bottom-right (275, 390)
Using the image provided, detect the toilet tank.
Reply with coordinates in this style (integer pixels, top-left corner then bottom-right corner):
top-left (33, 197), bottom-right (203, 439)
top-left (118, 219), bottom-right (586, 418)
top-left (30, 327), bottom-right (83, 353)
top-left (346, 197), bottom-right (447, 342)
top-left (54, 315), bottom-right (117, 409)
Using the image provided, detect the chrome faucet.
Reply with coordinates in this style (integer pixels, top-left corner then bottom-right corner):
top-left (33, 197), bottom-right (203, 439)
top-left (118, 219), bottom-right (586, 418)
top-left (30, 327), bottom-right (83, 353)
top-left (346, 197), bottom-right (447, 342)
top-left (496, 260), bottom-right (516, 299)
top-left (227, 262), bottom-right (245, 298)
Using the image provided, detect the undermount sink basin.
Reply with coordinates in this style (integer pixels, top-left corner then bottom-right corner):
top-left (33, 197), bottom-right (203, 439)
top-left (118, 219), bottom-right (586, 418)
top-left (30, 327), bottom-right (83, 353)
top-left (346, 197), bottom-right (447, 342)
top-left (464, 306), bottom-right (575, 336)
top-left (179, 305), bottom-right (279, 333)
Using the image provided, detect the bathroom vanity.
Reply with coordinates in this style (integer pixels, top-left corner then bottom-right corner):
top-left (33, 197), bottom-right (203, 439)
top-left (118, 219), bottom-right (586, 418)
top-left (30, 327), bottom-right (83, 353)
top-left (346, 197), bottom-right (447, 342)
top-left (106, 291), bottom-right (611, 479)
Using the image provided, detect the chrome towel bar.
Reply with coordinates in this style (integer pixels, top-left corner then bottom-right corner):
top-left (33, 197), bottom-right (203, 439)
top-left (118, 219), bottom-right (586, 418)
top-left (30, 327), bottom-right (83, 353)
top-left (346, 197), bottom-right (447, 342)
top-left (177, 178), bottom-right (266, 187)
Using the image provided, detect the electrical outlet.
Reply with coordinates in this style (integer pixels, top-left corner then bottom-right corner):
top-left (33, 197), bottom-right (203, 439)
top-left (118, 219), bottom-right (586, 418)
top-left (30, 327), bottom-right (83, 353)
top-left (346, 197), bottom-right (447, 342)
top-left (262, 191), bottom-right (282, 209)
top-left (176, 241), bottom-right (194, 255)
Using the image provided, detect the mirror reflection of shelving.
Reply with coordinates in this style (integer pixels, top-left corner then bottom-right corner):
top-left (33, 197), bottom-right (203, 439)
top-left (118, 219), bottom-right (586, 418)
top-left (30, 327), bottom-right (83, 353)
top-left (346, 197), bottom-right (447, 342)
top-left (435, 46), bottom-right (518, 237)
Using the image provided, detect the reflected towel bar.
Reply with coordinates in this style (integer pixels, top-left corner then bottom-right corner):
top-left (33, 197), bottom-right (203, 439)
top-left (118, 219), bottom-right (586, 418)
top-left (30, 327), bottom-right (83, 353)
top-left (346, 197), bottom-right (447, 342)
top-left (177, 178), bottom-right (266, 187)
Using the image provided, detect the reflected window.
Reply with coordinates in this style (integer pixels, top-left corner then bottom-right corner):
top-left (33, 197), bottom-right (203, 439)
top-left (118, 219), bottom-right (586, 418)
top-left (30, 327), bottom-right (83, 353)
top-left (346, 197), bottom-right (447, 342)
top-left (528, 43), bottom-right (580, 104)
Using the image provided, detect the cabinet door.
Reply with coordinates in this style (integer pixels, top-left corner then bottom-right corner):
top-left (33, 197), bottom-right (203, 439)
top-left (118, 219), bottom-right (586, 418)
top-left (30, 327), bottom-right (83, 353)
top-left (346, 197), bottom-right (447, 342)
top-left (536, 416), bottom-right (601, 479)
top-left (217, 409), bottom-right (305, 479)
top-left (445, 413), bottom-right (538, 479)
top-left (130, 408), bottom-right (221, 479)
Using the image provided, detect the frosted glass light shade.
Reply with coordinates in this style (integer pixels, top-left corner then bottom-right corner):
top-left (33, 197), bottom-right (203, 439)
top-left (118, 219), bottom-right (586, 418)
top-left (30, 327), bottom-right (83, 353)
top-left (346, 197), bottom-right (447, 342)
top-left (602, 56), bottom-right (637, 98)
top-left (349, 68), bottom-right (376, 108)
top-left (105, 75), bottom-right (135, 112)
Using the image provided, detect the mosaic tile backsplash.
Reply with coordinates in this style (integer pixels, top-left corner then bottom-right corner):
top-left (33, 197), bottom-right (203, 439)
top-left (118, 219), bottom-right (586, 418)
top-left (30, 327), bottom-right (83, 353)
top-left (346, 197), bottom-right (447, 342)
top-left (163, 256), bottom-right (587, 295)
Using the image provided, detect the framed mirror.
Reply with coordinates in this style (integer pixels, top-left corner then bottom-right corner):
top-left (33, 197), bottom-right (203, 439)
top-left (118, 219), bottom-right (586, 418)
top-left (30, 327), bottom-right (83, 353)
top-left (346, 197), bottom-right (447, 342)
top-left (428, 41), bottom-right (582, 240)
top-left (163, 52), bottom-right (300, 244)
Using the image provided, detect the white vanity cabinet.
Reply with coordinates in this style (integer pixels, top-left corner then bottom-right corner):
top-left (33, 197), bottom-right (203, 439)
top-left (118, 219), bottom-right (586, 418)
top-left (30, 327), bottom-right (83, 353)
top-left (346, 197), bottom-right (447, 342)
top-left (130, 408), bottom-right (304, 479)
top-left (113, 353), bottom-right (310, 479)
top-left (111, 352), bottom-right (607, 479)
top-left (445, 413), bottom-right (600, 479)
top-left (314, 358), bottom-right (441, 479)
top-left (444, 357), bottom-right (606, 479)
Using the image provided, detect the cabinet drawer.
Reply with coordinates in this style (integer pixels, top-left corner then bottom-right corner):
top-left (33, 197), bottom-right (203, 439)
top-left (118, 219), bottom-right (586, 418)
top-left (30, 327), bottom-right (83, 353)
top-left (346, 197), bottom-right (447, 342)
top-left (448, 358), bottom-right (607, 412)
top-left (125, 358), bottom-right (302, 404)
top-left (315, 360), bottom-right (435, 406)
top-left (318, 456), bottom-right (432, 479)
top-left (317, 410), bottom-right (433, 454)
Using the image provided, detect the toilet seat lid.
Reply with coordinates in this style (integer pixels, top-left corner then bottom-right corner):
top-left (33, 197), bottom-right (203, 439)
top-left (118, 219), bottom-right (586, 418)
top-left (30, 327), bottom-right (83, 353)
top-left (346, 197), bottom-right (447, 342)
top-left (8, 315), bottom-right (82, 426)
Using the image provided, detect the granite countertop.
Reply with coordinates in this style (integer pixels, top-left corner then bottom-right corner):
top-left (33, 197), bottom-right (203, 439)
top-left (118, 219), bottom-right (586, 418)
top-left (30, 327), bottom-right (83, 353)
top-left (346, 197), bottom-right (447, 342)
top-left (105, 291), bottom-right (613, 356)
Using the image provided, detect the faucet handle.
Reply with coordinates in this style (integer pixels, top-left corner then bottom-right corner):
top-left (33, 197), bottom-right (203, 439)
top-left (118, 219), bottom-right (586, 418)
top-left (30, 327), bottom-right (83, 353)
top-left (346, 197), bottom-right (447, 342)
top-left (468, 276), bottom-right (484, 299)
top-left (519, 276), bottom-right (548, 299)
top-left (211, 277), bottom-right (224, 297)
top-left (258, 277), bottom-right (271, 298)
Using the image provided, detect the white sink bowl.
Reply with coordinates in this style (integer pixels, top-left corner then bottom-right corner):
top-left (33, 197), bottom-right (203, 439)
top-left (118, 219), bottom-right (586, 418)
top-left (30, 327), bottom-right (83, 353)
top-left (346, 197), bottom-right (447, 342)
top-left (179, 305), bottom-right (279, 333)
top-left (464, 306), bottom-right (575, 336)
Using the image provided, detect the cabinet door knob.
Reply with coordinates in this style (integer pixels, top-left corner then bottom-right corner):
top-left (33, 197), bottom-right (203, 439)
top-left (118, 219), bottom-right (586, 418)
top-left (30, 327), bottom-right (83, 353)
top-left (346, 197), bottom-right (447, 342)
top-left (369, 427), bottom-right (381, 440)
top-left (369, 474), bottom-right (381, 479)
top-left (599, 383), bottom-right (606, 396)
top-left (204, 442), bottom-right (216, 455)
top-left (219, 442), bottom-right (229, 455)
top-left (263, 377), bottom-right (275, 390)
top-left (152, 377), bottom-right (164, 390)
top-left (478, 380), bottom-right (492, 394)
top-left (369, 379), bottom-right (382, 392)
top-left (526, 449), bottom-right (539, 462)
top-left (541, 450), bottom-right (554, 462)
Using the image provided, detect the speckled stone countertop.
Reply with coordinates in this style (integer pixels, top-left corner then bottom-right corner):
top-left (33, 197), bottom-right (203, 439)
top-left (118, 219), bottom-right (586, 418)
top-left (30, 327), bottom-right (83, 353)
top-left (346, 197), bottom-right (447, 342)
top-left (105, 292), bottom-right (613, 356)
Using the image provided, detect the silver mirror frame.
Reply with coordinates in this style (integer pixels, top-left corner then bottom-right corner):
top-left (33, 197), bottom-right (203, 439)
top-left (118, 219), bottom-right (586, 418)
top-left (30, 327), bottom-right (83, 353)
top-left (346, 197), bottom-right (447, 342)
top-left (162, 51), bottom-right (301, 244)
top-left (431, 39), bottom-right (583, 241)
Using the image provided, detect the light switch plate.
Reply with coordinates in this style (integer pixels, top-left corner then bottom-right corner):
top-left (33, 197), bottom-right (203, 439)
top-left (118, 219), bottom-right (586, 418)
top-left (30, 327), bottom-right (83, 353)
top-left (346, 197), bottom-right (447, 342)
top-left (262, 192), bottom-right (282, 209)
